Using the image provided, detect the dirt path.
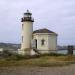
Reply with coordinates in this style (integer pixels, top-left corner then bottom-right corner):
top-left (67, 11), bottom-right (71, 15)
top-left (0, 65), bottom-right (75, 75)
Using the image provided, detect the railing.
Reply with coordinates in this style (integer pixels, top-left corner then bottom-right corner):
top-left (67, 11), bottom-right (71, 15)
top-left (21, 17), bottom-right (34, 22)
top-left (33, 48), bottom-right (41, 55)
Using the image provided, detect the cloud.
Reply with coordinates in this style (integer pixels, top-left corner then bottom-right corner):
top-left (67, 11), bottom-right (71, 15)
top-left (0, 0), bottom-right (75, 45)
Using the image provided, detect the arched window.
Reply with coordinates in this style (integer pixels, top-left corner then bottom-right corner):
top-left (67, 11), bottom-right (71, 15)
top-left (41, 39), bottom-right (45, 45)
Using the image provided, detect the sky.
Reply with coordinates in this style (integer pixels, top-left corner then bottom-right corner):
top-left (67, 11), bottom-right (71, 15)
top-left (0, 0), bottom-right (75, 45)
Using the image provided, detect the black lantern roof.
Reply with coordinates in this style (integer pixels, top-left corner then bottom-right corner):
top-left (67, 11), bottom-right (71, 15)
top-left (24, 10), bottom-right (32, 15)
top-left (21, 10), bottom-right (34, 22)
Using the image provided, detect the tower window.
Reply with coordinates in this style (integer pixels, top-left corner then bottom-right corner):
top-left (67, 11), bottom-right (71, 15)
top-left (22, 24), bottom-right (23, 30)
top-left (22, 36), bottom-right (23, 43)
top-left (41, 39), bottom-right (45, 45)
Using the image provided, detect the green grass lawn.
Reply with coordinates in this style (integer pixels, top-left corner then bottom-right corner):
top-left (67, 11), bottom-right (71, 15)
top-left (0, 54), bottom-right (75, 67)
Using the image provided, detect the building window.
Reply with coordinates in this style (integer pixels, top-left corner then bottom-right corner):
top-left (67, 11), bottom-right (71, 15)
top-left (41, 39), bottom-right (45, 45)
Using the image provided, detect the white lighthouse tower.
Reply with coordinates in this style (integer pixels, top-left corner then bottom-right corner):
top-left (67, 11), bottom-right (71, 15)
top-left (20, 10), bottom-right (34, 55)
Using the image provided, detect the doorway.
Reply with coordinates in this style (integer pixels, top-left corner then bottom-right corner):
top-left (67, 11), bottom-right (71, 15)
top-left (35, 39), bottom-right (37, 49)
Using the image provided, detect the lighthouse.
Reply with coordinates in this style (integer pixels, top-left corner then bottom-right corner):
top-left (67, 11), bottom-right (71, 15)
top-left (21, 10), bottom-right (34, 55)
top-left (18, 10), bottom-right (58, 55)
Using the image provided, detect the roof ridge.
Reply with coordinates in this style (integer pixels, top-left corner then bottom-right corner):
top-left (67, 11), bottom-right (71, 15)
top-left (33, 28), bottom-right (57, 35)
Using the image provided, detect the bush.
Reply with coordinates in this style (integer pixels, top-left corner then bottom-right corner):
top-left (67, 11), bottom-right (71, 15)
top-left (39, 53), bottom-right (66, 57)
top-left (2, 50), bottom-right (12, 57)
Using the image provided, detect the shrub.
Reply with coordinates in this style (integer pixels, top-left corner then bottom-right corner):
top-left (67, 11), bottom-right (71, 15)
top-left (39, 53), bottom-right (66, 57)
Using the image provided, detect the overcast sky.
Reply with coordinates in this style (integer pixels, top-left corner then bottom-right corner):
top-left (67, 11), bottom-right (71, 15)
top-left (0, 0), bottom-right (75, 45)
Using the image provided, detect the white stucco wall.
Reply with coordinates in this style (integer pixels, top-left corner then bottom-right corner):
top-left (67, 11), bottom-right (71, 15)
top-left (48, 34), bottom-right (57, 50)
top-left (33, 34), bottom-right (49, 50)
top-left (21, 22), bottom-right (33, 50)
top-left (33, 33), bottom-right (57, 54)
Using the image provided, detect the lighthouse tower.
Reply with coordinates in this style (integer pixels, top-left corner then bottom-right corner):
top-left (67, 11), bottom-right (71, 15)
top-left (21, 10), bottom-right (34, 55)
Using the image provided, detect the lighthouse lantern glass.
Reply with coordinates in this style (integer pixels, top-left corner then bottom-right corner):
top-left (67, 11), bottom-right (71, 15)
top-left (24, 14), bottom-right (31, 18)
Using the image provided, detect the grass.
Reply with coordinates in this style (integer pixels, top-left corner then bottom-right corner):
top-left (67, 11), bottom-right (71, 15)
top-left (0, 53), bottom-right (75, 67)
